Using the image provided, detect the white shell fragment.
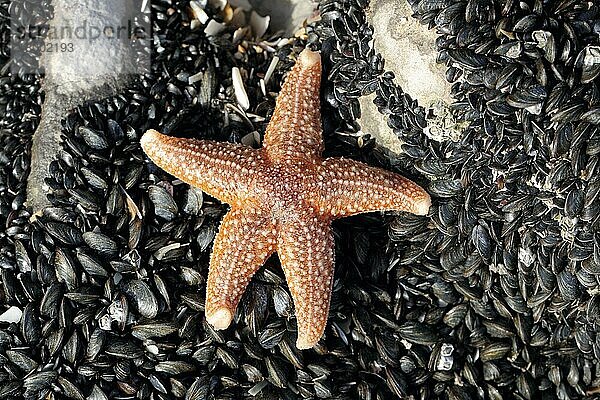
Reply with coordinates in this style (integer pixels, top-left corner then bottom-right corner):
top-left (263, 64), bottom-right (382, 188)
top-left (232, 27), bottom-right (249, 44)
top-left (0, 306), bottom-right (23, 323)
top-left (190, 1), bottom-right (209, 24)
top-left (192, 0), bottom-right (207, 7)
top-left (250, 10), bottom-right (270, 39)
top-left (524, 103), bottom-right (543, 115)
top-left (204, 19), bottom-right (227, 36)
top-left (232, 67), bottom-right (250, 110)
top-left (276, 38), bottom-right (291, 48)
top-left (259, 78), bottom-right (266, 96)
top-left (188, 71), bottom-right (204, 85)
top-left (248, 381), bottom-right (268, 396)
top-left (264, 56), bottom-right (279, 84)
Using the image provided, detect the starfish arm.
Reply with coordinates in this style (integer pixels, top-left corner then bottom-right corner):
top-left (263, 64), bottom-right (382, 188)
top-left (316, 157), bottom-right (431, 217)
top-left (140, 130), bottom-right (263, 205)
top-left (263, 49), bottom-right (324, 161)
top-left (205, 207), bottom-right (277, 329)
top-left (277, 213), bottom-right (335, 349)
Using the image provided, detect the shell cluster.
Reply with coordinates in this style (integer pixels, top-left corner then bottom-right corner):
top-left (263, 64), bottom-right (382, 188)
top-left (0, 0), bottom-right (599, 399)
top-left (315, 0), bottom-right (600, 398)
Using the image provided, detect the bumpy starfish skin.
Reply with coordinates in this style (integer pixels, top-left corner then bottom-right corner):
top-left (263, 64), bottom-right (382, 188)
top-left (140, 49), bottom-right (431, 349)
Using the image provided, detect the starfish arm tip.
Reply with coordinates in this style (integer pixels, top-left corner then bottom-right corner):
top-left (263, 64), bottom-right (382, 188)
top-left (414, 194), bottom-right (432, 216)
top-left (296, 335), bottom-right (318, 350)
top-left (298, 48), bottom-right (320, 67)
top-left (140, 129), bottom-right (161, 153)
top-left (206, 307), bottom-right (233, 330)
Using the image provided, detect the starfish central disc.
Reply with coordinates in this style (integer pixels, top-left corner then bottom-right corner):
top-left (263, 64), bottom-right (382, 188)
top-left (140, 48), bottom-right (431, 349)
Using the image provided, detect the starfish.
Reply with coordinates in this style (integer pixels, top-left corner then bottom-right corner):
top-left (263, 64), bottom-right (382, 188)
top-left (140, 48), bottom-right (431, 349)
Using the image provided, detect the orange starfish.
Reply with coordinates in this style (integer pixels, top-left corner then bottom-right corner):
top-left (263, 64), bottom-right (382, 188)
top-left (140, 49), bottom-right (431, 349)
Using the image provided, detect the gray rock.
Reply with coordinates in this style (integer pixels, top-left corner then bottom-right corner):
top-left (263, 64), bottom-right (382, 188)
top-left (27, 0), bottom-right (147, 217)
top-left (358, 0), bottom-right (455, 155)
top-left (369, 0), bottom-right (451, 106)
